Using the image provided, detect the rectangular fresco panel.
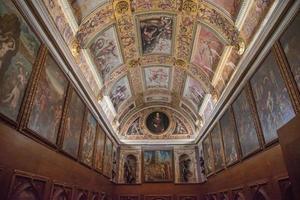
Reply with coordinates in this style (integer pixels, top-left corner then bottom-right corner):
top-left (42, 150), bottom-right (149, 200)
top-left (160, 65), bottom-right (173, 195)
top-left (143, 150), bottom-right (173, 182)
top-left (210, 123), bottom-right (225, 171)
top-left (280, 13), bottom-right (300, 91)
top-left (202, 135), bottom-right (214, 175)
top-left (80, 111), bottom-right (97, 166)
top-left (207, 0), bottom-right (241, 18)
top-left (68, 0), bottom-right (108, 23)
top-left (139, 14), bottom-right (174, 55)
top-left (103, 136), bottom-right (113, 177)
top-left (110, 76), bottom-right (132, 111)
top-left (0, 0), bottom-right (40, 121)
top-left (27, 54), bottom-right (68, 144)
top-left (183, 76), bottom-right (205, 112)
top-left (144, 66), bottom-right (170, 89)
top-left (191, 24), bottom-right (225, 79)
top-left (89, 26), bottom-right (123, 81)
top-left (62, 89), bottom-right (85, 158)
top-left (220, 108), bottom-right (239, 165)
top-left (250, 52), bottom-right (295, 144)
top-left (232, 89), bottom-right (260, 157)
top-left (94, 126), bottom-right (106, 171)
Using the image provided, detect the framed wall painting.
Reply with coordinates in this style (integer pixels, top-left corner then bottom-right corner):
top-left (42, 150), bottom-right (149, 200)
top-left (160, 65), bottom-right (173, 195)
top-left (210, 123), bottom-right (225, 172)
top-left (280, 12), bottom-right (300, 91)
top-left (27, 53), bottom-right (68, 145)
top-left (232, 89), bottom-right (260, 157)
top-left (250, 51), bottom-right (295, 144)
top-left (202, 135), bottom-right (214, 175)
top-left (94, 125), bottom-right (106, 172)
top-left (103, 136), bottom-right (113, 178)
top-left (143, 149), bottom-right (173, 182)
top-left (80, 110), bottom-right (97, 167)
top-left (220, 108), bottom-right (239, 166)
top-left (62, 89), bottom-right (85, 158)
top-left (0, 0), bottom-right (41, 123)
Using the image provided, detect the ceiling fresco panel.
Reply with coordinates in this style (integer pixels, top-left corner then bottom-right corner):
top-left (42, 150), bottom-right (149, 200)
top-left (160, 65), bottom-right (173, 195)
top-left (109, 76), bottom-right (132, 112)
top-left (205, 0), bottom-right (242, 19)
top-left (143, 66), bottom-right (171, 90)
top-left (183, 76), bottom-right (206, 112)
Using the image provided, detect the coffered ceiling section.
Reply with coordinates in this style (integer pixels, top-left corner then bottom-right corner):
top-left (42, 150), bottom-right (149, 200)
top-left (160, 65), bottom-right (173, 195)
top-left (42, 0), bottom-right (275, 143)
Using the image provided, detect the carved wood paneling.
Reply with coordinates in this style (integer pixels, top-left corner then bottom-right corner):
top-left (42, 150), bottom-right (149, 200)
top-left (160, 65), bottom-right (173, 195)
top-left (50, 182), bottom-right (73, 200)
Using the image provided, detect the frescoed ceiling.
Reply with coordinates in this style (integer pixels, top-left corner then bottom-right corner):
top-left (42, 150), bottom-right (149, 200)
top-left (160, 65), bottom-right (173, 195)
top-left (41, 0), bottom-right (277, 144)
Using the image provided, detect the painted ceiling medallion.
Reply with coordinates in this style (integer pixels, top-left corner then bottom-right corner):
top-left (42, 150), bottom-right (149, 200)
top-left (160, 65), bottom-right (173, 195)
top-left (146, 112), bottom-right (170, 135)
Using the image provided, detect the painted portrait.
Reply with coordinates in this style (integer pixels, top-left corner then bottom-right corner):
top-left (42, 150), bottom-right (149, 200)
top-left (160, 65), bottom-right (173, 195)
top-left (202, 135), bottom-right (214, 175)
top-left (0, 0), bottom-right (40, 121)
top-left (191, 24), bottom-right (225, 79)
top-left (232, 89), bottom-right (260, 157)
top-left (123, 154), bottom-right (137, 184)
top-left (183, 76), bottom-right (206, 112)
top-left (251, 52), bottom-right (295, 144)
top-left (68, 0), bottom-right (108, 23)
top-left (111, 145), bottom-right (118, 182)
top-left (210, 123), bottom-right (225, 172)
top-left (144, 66), bottom-right (170, 89)
top-left (146, 112), bottom-right (170, 134)
top-left (94, 126), bottom-right (106, 172)
top-left (207, 0), bottom-right (241, 18)
top-left (103, 136), bottom-right (113, 177)
top-left (219, 108), bottom-right (239, 165)
top-left (27, 54), bottom-right (68, 144)
top-left (127, 118), bottom-right (142, 135)
top-left (80, 111), bottom-right (97, 166)
top-left (179, 154), bottom-right (194, 183)
top-left (109, 76), bottom-right (132, 111)
top-left (62, 89), bottom-right (85, 158)
top-left (143, 150), bottom-right (173, 182)
top-left (280, 12), bottom-right (300, 91)
top-left (89, 26), bottom-right (123, 81)
top-left (138, 14), bottom-right (174, 55)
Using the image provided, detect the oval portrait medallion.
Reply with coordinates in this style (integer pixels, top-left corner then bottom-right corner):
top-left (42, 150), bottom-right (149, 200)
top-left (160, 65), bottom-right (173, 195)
top-left (146, 112), bottom-right (169, 134)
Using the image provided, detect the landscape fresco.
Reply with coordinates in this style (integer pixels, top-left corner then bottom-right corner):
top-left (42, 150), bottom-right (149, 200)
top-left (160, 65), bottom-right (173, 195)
top-left (68, 0), bottom-right (108, 23)
top-left (110, 76), bottom-right (132, 111)
top-left (220, 108), bottom-right (238, 165)
top-left (139, 14), bottom-right (174, 55)
top-left (0, 0), bottom-right (40, 121)
top-left (280, 13), bottom-right (300, 91)
top-left (94, 125), bottom-right (106, 172)
top-left (89, 26), bottom-right (123, 81)
top-left (62, 89), bottom-right (85, 158)
top-left (210, 123), bottom-right (225, 171)
top-left (143, 150), bottom-right (173, 182)
top-left (81, 111), bottom-right (97, 166)
top-left (27, 54), bottom-right (68, 144)
top-left (103, 136), bottom-right (113, 177)
top-left (191, 24), bottom-right (224, 79)
top-left (232, 89), bottom-right (260, 157)
top-left (206, 0), bottom-right (241, 18)
top-left (183, 76), bottom-right (206, 112)
top-left (250, 52), bottom-right (295, 144)
top-left (144, 66), bottom-right (170, 89)
top-left (202, 135), bottom-right (214, 175)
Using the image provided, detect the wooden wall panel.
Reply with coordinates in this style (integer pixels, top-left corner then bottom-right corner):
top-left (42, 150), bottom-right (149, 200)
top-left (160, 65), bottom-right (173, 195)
top-left (50, 182), bottom-right (73, 200)
top-left (144, 195), bottom-right (173, 200)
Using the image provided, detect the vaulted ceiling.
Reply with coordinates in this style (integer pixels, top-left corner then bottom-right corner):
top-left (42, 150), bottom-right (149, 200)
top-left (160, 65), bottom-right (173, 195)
top-left (41, 0), bottom-right (275, 144)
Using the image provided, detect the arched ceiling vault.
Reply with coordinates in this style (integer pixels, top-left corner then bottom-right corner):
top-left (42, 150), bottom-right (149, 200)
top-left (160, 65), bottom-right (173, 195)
top-left (41, 0), bottom-right (276, 144)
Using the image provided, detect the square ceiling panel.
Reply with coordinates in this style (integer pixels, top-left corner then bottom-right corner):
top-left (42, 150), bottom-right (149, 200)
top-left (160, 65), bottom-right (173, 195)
top-left (89, 25), bottom-right (123, 81)
top-left (68, 0), bottom-right (108, 23)
top-left (191, 24), bottom-right (225, 79)
top-left (143, 66), bottom-right (171, 90)
top-left (205, 0), bottom-right (242, 19)
top-left (183, 76), bottom-right (206, 112)
top-left (136, 13), bottom-right (176, 55)
top-left (109, 76), bottom-right (132, 112)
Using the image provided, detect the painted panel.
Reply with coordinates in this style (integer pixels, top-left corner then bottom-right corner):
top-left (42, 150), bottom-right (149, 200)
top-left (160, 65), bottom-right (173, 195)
top-left (138, 14), bottom-right (174, 55)
top-left (220, 108), bottom-right (239, 165)
top-left (62, 89), bottom-right (85, 158)
top-left (202, 135), bottom-right (214, 175)
top-left (183, 76), bottom-right (205, 112)
top-left (123, 154), bottom-right (138, 184)
top-left (94, 126), bottom-right (106, 171)
top-left (191, 24), bottom-right (224, 79)
top-left (173, 117), bottom-right (188, 135)
top-left (103, 136), bottom-right (113, 177)
top-left (144, 66), bottom-right (170, 89)
top-left (206, 0), bottom-right (241, 18)
top-left (0, 0), bottom-right (40, 121)
top-left (210, 123), bottom-right (225, 171)
top-left (232, 89), bottom-right (260, 156)
top-left (127, 117), bottom-right (142, 135)
top-left (89, 26), bottom-right (123, 81)
top-left (81, 111), bottom-right (97, 166)
top-left (110, 76), bottom-right (132, 111)
top-left (280, 12), bottom-right (300, 91)
top-left (28, 54), bottom-right (68, 144)
top-left (143, 150), bottom-right (173, 182)
top-left (250, 52), bottom-right (295, 144)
